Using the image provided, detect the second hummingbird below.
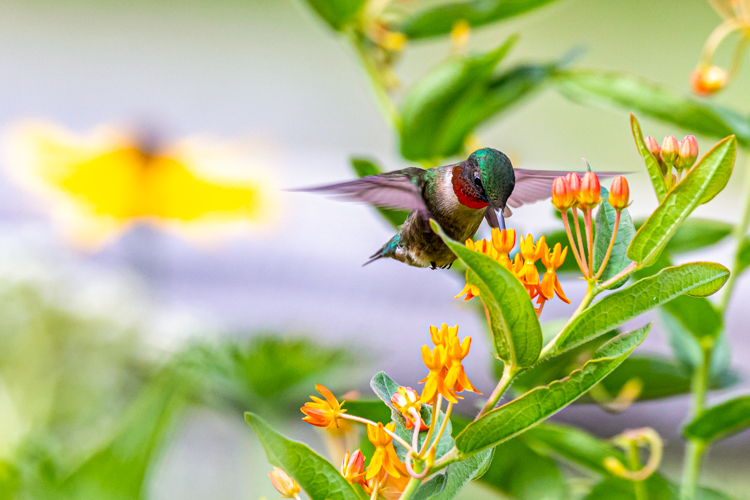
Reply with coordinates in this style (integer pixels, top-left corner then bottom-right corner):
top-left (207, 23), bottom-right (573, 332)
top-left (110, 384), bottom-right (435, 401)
top-left (298, 148), bottom-right (591, 269)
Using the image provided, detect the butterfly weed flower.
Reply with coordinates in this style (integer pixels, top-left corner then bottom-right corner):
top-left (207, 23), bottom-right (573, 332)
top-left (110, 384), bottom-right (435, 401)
top-left (391, 386), bottom-right (428, 431)
top-left (517, 234), bottom-right (546, 286)
top-left (301, 384), bottom-right (347, 430)
top-left (268, 467), bottom-right (301, 499)
top-left (419, 344), bottom-right (456, 404)
top-left (366, 422), bottom-right (402, 480)
top-left (675, 136), bottom-right (699, 172)
top-left (428, 324), bottom-right (459, 348)
top-left (340, 449), bottom-right (366, 485)
top-left (444, 336), bottom-right (481, 396)
top-left (539, 243), bottom-right (571, 307)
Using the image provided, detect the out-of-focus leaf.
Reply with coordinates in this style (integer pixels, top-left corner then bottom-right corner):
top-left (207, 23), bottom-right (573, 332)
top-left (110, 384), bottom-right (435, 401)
top-left (400, 38), bottom-right (516, 161)
top-left (628, 137), bottom-right (737, 267)
top-left (455, 325), bottom-right (649, 455)
top-left (551, 263), bottom-right (728, 355)
top-left (345, 400), bottom-right (391, 424)
top-left (399, 0), bottom-right (561, 39)
top-left (663, 218), bottom-right (733, 254)
top-left (631, 114), bottom-right (668, 201)
top-left (684, 396), bottom-right (750, 444)
top-left (302, 0), bottom-right (367, 31)
top-left (583, 476), bottom-right (674, 500)
top-left (738, 237), bottom-right (750, 276)
top-left (480, 437), bottom-right (569, 500)
top-left (434, 221), bottom-right (542, 366)
top-left (350, 158), bottom-right (409, 227)
top-left (555, 69), bottom-right (750, 147)
top-left (593, 188), bottom-right (635, 287)
top-left (662, 295), bottom-right (722, 341)
top-left (245, 413), bottom-right (361, 500)
top-left (429, 448), bottom-right (494, 500)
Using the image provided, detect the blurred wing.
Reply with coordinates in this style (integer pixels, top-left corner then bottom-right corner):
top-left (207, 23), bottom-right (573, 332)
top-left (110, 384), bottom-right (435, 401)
top-left (507, 169), bottom-right (626, 209)
top-left (293, 167), bottom-right (428, 213)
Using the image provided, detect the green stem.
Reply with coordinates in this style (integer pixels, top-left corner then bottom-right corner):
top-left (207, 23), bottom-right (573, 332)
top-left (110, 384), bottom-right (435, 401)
top-left (720, 157), bottom-right (750, 312)
top-left (398, 475), bottom-right (423, 500)
top-left (539, 279), bottom-right (599, 359)
top-left (629, 441), bottom-right (648, 500)
top-left (477, 362), bottom-right (517, 418)
top-left (680, 346), bottom-right (711, 500)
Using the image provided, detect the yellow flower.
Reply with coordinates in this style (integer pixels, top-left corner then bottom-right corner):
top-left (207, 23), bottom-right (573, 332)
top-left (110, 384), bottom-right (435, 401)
top-left (540, 243), bottom-right (571, 304)
top-left (444, 336), bottom-right (481, 396)
top-left (491, 228), bottom-right (516, 269)
top-left (429, 323), bottom-right (459, 347)
top-left (5, 121), bottom-right (275, 249)
top-left (517, 235), bottom-right (547, 285)
top-left (419, 344), bottom-right (456, 404)
top-left (455, 282), bottom-right (481, 301)
top-left (268, 467), bottom-right (301, 498)
top-left (301, 384), bottom-right (346, 430)
top-left (365, 422), bottom-right (402, 480)
top-left (390, 386), bottom-right (428, 431)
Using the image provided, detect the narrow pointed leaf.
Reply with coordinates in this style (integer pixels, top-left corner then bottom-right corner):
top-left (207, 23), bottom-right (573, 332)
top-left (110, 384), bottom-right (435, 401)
top-left (555, 69), bottom-right (750, 147)
top-left (684, 396), bottom-right (750, 444)
top-left (551, 263), bottom-right (728, 355)
top-left (399, 0), bottom-right (561, 39)
top-left (593, 188), bottom-right (635, 288)
top-left (455, 325), bottom-right (650, 455)
top-left (628, 137), bottom-right (737, 267)
top-left (245, 412), bottom-right (360, 500)
top-left (433, 221), bottom-right (542, 366)
top-left (630, 114), bottom-right (668, 201)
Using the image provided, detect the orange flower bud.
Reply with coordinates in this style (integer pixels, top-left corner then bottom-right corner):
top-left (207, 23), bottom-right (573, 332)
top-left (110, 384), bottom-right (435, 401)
top-left (609, 176), bottom-right (630, 210)
top-left (691, 65), bottom-right (727, 96)
top-left (565, 172), bottom-right (582, 202)
top-left (340, 449), bottom-right (366, 484)
top-left (269, 467), bottom-right (301, 498)
top-left (675, 135), bottom-right (698, 171)
top-left (644, 136), bottom-right (661, 159)
top-left (578, 172), bottom-right (601, 209)
top-left (661, 135), bottom-right (679, 168)
top-left (551, 177), bottom-right (575, 212)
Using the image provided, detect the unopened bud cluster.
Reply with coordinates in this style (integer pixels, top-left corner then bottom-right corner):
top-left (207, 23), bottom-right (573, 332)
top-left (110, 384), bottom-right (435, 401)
top-left (644, 134), bottom-right (698, 188)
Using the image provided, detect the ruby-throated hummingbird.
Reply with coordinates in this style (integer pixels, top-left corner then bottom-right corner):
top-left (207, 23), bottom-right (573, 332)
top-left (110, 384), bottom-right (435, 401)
top-left (299, 148), bottom-right (571, 269)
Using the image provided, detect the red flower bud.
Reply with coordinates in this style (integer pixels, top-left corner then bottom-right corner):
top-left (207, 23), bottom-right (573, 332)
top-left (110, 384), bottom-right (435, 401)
top-left (565, 172), bottom-right (582, 202)
top-left (578, 172), bottom-right (601, 209)
top-left (609, 176), bottom-right (629, 210)
top-left (675, 135), bottom-right (698, 171)
top-left (551, 177), bottom-right (576, 212)
top-left (644, 136), bottom-right (661, 158)
top-left (661, 135), bottom-right (679, 167)
top-left (691, 65), bottom-right (727, 96)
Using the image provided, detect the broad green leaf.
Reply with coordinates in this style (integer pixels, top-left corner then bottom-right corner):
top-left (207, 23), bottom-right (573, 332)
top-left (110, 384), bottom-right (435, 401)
top-left (350, 158), bottom-right (409, 228)
top-left (684, 396), bottom-right (750, 443)
top-left (400, 38), bottom-right (516, 161)
top-left (399, 0), bottom-right (560, 39)
top-left (630, 114), bottom-right (668, 201)
top-left (593, 188), bottom-right (635, 288)
top-left (302, 0), bottom-right (366, 31)
top-left (455, 325), bottom-right (650, 455)
top-left (413, 474), bottom-right (447, 500)
top-left (738, 237), bottom-right (750, 276)
top-left (433, 221), bottom-right (542, 366)
top-left (370, 371), bottom-right (407, 425)
top-left (245, 413), bottom-right (360, 500)
top-left (555, 69), bottom-right (750, 147)
top-left (662, 295), bottom-right (722, 341)
top-left (628, 137), bottom-right (737, 267)
top-left (663, 218), bottom-right (733, 254)
top-left (428, 448), bottom-right (494, 500)
top-left (480, 437), bottom-right (569, 500)
top-left (552, 263), bottom-right (729, 355)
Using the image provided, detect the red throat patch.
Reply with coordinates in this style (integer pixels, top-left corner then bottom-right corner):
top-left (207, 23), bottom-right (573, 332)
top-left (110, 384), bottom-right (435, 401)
top-left (452, 165), bottom-right (488, 209)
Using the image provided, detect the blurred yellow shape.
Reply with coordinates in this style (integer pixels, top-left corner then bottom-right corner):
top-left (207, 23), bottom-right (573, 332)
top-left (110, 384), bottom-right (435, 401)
top-left (5, 121), bottom-right (276, 249)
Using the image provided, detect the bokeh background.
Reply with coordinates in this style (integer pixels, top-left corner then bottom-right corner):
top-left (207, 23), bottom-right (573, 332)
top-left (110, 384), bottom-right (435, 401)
top-left (0, 0), bottom-right (749, 498)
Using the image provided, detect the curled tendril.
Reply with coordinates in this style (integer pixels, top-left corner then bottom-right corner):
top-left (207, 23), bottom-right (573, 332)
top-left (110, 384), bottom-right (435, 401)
top-left (405, 451), bottom-right (429, 479)
top-left (604, 427), bottom-right (663, 482)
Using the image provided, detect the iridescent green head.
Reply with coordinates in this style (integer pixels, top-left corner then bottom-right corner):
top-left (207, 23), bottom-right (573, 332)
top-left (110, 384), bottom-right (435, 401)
top-left (466, 148), bottom-right (515, 209)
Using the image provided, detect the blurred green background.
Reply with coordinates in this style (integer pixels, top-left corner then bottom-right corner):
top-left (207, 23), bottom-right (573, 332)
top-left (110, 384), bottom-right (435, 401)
top-left (0, 0), bottom-right (749, 498)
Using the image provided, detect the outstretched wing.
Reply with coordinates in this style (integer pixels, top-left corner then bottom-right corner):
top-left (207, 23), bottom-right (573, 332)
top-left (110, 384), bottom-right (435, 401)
top-left (292, 167), bottom-right (428, 213)
top-left (507, 168), bottom-right (627, 209)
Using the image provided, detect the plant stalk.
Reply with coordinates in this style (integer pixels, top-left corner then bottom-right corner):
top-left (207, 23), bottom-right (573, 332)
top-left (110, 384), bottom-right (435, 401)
top-left (628, 440), bottom-right (648, 500)
top-left (477, 362), bottom-right (516, 418)
top-left (562, 210), bottom-right (588, 274)
top-left (680, 346), bottom-right (711, 500)
top-left (720, 158), bottom-right (750, 312)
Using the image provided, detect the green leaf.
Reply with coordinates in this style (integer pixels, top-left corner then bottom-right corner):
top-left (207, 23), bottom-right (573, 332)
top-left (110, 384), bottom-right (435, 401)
top-left (399, 0), bottom-right (560, 39)
top-left (245, 412), bottom-right (360, 500)
top-left (552, 263), bottom-right (729, 355)
top-left (413, 474), bottom-right (447, 500)
top-left (593, 188), bottom-right (635, 288)
top-left (428, 448), bottom-right (494, 500)
top-left (400, 38), bottom-right (516, 161)
top-left (583, 476), bottom-right (674, 500)
top-left (479, 438), bottom-right (569, 500)
top-left (433, 221), bottom-right (542, 366)
top-left (455, 325), bottom-right (650, 455)
top-left (555, 69), bottom-right (750, 147)
top-left (394, 406), bottom-right (454, 462)
top-left (662, 295), bottom-right (722, 342)
top-left (370, 371), bottom-right (407, 425)
top-left (684, 396), bottom-right (750, 444)
top-left (630, 114), bottom-right (668, 201)
top-left (628, 137), bottom-right (737, 267)
top-left (663, 218), bottom-right (733, 254)
top-left (350, 158), bottom-right (409, 228)
top-left (302, 0), bottom-right (366, 31)
top-left (345, 400), bottom-right (392, 424)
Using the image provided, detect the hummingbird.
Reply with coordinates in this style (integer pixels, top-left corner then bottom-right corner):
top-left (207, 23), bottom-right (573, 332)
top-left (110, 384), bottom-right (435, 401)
top-left (299, 148), bottom-right (573, 269)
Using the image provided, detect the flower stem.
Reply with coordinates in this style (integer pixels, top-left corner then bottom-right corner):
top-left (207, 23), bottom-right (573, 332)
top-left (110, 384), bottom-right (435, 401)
top-left (398, 474), bottom-right (423, 500)
top-left (349, 31), bottom-right (401, 129)
top-left (477, 362), bottom-right (516, 418)
top-left (419, 395), bottom-right (441, 457)
top-left (584, 208), bottom-right (594, 278)
top-left (596, 262), bottom-right (637, 293)
top-left (341, 414), bottom-right (413, 451)
top-left (594, 210), bottom-right (621, 281)
top-left (680, 346), bottom-right (711, 500)
top-left (431, 402), bottom-right (453, 452)
top-left (562, 211), bottom-right (588, 275)
top-left (571, 207), bottom-right (590, 276)
top-left (628, 440), bottom-right (648, 500)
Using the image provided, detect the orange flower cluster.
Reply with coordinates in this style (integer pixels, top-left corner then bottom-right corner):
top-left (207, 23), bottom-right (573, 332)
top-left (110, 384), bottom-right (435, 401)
top-left (339, 425), bottom-right (409, 499)
top-left (644, 135), bottom-right (699, 188)
top-left (419, 324), bottom-right (480, 404)
top-left (455, 228), bottom-right (570, 314)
